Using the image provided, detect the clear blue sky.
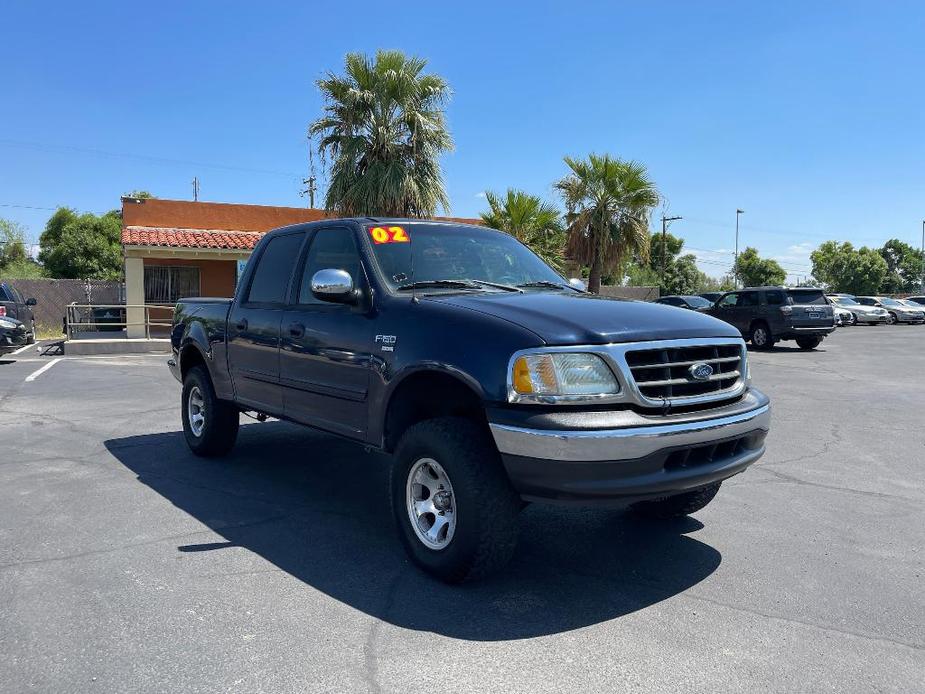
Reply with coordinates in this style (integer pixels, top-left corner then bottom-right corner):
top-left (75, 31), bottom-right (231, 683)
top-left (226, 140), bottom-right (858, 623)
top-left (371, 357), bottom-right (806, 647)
top-left (2, 0), bottom-right (923, 282)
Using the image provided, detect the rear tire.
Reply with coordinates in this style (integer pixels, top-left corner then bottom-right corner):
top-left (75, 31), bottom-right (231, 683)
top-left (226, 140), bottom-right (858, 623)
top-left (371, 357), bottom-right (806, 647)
top-left (390, 417), bottom-right (520, 583)
top-left (631, 482), bottom-right (721, 519)
top-left (796, 336), bottom-right (822, 350)
top-left (181, 365), bottom-right (239, 457)
top-left (750, 321), bottom-right (774, 350)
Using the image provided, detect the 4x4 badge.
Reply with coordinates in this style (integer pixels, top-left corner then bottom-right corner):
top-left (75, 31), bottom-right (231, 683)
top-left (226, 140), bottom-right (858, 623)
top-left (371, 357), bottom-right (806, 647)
top-left (689, 362), bottom-right (714, 381)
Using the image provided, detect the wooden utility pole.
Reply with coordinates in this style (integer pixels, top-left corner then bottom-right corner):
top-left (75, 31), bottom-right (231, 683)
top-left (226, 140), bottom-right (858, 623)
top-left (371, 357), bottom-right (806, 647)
top-left (661, 215), bottom-right (682, 288)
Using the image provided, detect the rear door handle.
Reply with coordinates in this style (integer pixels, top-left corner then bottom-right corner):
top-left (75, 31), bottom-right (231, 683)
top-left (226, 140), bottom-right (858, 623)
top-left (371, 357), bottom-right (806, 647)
top-left (235, 318), bottom-right (248, 331)
top-left (288, 322), bottom-right (305, 338)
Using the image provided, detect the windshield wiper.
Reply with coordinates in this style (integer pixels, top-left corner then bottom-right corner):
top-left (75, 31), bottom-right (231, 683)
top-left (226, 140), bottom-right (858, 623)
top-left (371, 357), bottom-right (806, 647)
top-left (397, 279), bottom-right (522, 293)
top-left (517, 280), bottom-right (579, 291)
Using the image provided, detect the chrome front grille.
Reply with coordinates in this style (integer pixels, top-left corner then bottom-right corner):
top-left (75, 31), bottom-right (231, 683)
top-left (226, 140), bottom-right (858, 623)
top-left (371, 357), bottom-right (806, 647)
top-left (623, 341), bottom-right (745, 403)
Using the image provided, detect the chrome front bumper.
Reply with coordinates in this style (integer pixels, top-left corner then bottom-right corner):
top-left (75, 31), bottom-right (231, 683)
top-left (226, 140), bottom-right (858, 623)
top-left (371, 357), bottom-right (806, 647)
top-left (489, 388), bottom-right (771, 505)
top-left (490, 400), bottom-right (770, 463)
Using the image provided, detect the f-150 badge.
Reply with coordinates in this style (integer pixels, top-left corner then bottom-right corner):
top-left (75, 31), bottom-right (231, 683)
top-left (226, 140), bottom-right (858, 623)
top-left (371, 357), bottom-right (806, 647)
top-left (375, 335), bottom-right (397, 352)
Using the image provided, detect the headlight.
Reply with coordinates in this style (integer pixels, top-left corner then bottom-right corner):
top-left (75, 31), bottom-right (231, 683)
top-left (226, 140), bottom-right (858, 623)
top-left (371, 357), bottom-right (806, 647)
top-left (510, 352), bottom-right (619, 403)
top-left (0, 317), bottom-right (18, 329)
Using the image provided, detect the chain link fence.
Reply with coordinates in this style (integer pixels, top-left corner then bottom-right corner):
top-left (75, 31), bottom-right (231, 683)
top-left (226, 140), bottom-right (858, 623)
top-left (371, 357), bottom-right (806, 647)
top-left (9, 279), bottom-right (123, 335)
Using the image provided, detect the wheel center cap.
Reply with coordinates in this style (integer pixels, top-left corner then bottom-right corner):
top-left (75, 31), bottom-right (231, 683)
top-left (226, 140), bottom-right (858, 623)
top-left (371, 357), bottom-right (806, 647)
top-left (433, 490), bottom-right (452, 511)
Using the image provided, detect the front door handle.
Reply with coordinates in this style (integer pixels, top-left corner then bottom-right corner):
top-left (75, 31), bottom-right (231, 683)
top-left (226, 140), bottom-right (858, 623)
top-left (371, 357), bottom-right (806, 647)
top-left (235, 318), bottom-right (248, 331)
top-left (288, 322), bottom-right (305, 338)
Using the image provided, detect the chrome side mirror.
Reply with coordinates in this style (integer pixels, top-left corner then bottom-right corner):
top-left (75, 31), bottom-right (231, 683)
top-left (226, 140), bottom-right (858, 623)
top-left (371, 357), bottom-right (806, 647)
top-left (311, 269), bottom-right (356, 303)
top-left (568, 277), bottom-right (587, 292)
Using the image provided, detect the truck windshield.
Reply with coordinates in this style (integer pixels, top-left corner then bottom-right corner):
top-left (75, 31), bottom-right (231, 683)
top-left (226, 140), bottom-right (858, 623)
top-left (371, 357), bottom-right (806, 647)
top-left (367, 223), bottom-right (566, 291)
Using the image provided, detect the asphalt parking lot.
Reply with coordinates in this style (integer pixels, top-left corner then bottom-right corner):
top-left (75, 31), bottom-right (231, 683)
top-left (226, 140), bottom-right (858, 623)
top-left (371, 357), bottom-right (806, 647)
top-left (0, 327), bottom-right (923, 693)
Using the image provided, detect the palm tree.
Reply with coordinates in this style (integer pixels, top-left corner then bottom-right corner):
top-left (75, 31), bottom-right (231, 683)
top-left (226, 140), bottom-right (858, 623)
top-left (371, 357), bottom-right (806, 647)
top-left (479, 189), bottom-right (566, 271)
top-left (309, 50), bottom-right (453, 217)
top-left (555, 154), bottom-right (659, 294)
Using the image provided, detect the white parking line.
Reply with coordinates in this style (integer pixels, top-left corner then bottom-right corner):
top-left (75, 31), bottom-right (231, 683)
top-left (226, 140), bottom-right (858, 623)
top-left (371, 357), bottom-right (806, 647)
top-left (25, 358), bottom-right (62, 382)
top-left (9, 343), bottom-right (35, 355)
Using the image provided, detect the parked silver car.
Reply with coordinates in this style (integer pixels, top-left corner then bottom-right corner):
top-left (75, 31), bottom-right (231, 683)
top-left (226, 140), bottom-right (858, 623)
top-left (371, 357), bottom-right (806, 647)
top-left (832, 304), bottom-right (854, 326)
top-left (855, 296), bottom-right (925, 324)
top-left (827, 295), bottom-right (889, 325)
top-left (897, 299), bottom-right (925, 316)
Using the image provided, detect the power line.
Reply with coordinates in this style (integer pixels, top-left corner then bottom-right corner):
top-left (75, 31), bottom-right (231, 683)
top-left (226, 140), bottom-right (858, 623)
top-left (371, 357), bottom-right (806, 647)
top-left (0, 138), bottom-right (303, 179)
top-left (0, 203), bottom-right (59, 211)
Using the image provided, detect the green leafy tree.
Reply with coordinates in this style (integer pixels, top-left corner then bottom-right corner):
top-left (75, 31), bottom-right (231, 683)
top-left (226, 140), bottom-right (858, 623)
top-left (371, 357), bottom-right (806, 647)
top-left (810, 241), bottom-right (888, 294)
top-left (123, 190), bottom-right (155, 200)
top-left (37, 207), bottom-right (78, 266)
top-left (480, 189), bottom-right (566, 271)
top-left (700, 274), bottom-right (735, 293)
top-left (309, 50), bottom-right (453, 217)
top-left (555, 154), bottom-right (659, 294)
top-left (632, 230), bottom-right (711, 294)
top-left (0, 218), bottom-right (29, 270)
top-left (40, 211), bottom-right (122, 279)
top-left (878, 239), bottom-right (924, 293)
top-left (733, 247), bottom-right (786, 287)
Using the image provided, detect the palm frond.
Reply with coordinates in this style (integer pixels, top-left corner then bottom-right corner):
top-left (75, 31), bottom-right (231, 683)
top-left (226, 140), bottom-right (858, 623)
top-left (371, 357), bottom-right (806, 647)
top-left (309, 51), bottom-right (453, 217)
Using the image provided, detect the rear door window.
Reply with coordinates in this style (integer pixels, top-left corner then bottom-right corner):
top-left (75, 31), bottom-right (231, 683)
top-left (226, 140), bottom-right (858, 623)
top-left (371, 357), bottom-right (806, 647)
top-left (246, 233), bottom-right (305, 305)
top-left (737, 292), bottom-right (759, 307)
top-left (787, 289), bottom-right (827, 305)
top-left (765, 290), bottom-right (786, 306)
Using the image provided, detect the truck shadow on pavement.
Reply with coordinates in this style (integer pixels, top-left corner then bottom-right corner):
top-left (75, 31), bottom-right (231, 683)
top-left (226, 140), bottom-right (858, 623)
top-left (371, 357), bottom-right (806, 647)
top-left (105, 421), bottom-right (721, 641)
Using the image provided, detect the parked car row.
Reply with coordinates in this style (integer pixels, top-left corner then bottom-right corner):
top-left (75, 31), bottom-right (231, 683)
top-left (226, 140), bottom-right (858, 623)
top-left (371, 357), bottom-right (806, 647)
top-left (829, 294), bottom-right (925, 325)
top-left (657, 287), bottom-right (836, 350)
top-left (656, 286), bottom-right (925, 350)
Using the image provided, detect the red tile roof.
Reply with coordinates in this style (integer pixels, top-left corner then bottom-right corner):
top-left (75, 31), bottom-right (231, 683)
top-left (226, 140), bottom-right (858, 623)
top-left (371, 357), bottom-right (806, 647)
top-left (122, 226), bottom-right (264, 250)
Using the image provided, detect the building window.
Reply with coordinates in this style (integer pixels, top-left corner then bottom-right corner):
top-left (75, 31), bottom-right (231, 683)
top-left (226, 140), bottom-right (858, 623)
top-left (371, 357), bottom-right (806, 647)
top-left (144, 266), bottom-right (201, 304)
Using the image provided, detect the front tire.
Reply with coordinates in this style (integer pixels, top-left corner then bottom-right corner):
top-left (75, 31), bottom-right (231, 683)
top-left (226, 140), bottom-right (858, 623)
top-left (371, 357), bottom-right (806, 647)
top-left (796, 336), bottom-right (822, 350)
top-left (631, 482), bottom-right (721, 519)
top-left (181, 365), bottom-right (239, 457)
top-left (26, 319), bottom-right (36, 344)
top-left (750, 321), bottom-right (774, 350)
top-left (888, 312), bottom-right (898, 324)
top-left (391, 417), bottom-right (520, 583)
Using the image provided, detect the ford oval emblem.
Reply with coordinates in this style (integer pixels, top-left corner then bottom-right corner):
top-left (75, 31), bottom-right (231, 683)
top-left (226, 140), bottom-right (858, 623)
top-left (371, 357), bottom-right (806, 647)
top-left (689, 362), bottom-right (714, 381)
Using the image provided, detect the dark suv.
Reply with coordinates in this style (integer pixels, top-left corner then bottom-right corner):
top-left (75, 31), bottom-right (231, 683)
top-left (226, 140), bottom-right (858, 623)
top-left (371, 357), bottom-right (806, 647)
top-left (709, 287), bottom-right (835, 350)
top-left (0, 282), bottom-right (37, 344)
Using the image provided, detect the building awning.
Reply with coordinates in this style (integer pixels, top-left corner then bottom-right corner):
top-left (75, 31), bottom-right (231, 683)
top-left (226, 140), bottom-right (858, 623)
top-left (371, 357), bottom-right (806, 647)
top-left (122, 226), bottom-right (264, 250)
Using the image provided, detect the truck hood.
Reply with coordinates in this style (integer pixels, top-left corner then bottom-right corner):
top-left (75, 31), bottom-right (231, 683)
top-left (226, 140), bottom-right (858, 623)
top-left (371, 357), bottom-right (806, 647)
top-left (427, 291), bottom-right (741, 345)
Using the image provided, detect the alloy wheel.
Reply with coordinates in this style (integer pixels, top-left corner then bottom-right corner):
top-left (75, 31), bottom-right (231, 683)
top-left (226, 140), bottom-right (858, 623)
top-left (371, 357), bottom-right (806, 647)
top-left (188, 386), bottom-right (206, 437)
top-left (406, 457), bottom-right (457, 550)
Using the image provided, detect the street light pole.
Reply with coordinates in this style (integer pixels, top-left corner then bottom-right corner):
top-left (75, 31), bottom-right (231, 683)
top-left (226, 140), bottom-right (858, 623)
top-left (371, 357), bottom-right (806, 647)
top-left (660, 215), bottom-right (682, 289)
top-left (734, 209), bottom-right (745, 289)
top-left (920, 219), bottom-right (924, 293)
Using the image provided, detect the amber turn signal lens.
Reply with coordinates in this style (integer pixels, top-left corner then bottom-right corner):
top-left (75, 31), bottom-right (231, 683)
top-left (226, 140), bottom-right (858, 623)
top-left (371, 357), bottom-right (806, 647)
top-left (512, 356), bottom-right (534, 393)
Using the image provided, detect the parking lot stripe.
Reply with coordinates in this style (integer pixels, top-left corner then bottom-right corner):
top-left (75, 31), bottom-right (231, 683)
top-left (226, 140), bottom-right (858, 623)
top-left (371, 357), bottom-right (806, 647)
top-left (9, 343), bottom-right (34, 355)
top-left (25, 358), bottom-right (62, 382)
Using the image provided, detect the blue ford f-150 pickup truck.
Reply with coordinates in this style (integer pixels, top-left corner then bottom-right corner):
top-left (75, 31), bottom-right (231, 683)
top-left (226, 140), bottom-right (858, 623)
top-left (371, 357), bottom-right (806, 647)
top-left (170, 219), bottom-right (770, 582)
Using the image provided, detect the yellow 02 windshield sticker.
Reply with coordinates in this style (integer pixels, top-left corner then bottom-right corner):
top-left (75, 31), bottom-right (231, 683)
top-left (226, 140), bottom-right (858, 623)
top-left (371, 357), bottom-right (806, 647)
top-left (369, 226), bottom-right (410, 244)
